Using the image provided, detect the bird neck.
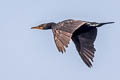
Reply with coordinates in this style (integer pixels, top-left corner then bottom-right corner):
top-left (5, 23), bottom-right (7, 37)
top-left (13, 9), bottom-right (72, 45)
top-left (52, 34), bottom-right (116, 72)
top-left (46, 22), bottom-right (56, 29)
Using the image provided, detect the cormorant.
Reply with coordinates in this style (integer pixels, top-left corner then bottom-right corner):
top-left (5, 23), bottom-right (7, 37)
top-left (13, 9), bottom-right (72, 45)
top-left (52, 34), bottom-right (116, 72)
top-left (31, 19), bottom-right (114, 68)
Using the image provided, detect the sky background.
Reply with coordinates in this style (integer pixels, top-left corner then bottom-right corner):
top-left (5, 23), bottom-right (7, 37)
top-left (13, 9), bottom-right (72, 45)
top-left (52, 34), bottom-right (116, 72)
top-left (0, 0), bottom-right (120, 80)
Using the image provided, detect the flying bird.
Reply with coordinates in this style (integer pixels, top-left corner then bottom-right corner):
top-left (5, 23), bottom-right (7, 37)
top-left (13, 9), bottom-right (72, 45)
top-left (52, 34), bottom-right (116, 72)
top-left (31, 19), bottom-right (114, 67)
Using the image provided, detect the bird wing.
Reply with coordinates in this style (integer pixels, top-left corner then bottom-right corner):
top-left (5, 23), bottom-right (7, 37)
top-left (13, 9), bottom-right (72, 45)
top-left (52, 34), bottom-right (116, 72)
top-left (52, 29), bottom-right (72, 53)
top-left (72, 28), bottom-right (97, 67)
top-left (52, 20), bottom-right (86, 53)
top-left (57, 19), bottom-right (86, 33)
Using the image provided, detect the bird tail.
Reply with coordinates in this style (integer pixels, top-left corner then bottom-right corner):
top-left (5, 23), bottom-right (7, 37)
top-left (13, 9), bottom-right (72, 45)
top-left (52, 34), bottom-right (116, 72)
top-left (97, 22), bottom-right (115, 27)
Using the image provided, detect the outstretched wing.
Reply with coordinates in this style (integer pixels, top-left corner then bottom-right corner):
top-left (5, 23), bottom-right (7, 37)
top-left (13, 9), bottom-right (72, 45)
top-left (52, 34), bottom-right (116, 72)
top-left (52, 20), bottom-right (86, 53)
top-left (52, 30), bottom-right (72, 53)
top-left (72, 27), bottom-right (97, 67)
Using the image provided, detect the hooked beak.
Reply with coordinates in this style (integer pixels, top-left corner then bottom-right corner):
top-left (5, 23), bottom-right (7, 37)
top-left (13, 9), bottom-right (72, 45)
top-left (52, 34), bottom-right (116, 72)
top-left (31, 26), bottom-right (43, 30)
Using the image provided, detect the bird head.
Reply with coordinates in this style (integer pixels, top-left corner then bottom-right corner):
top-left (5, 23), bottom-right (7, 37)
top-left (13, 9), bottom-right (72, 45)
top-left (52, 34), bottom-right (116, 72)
top-left (31, 22), bottom-right (56, 30)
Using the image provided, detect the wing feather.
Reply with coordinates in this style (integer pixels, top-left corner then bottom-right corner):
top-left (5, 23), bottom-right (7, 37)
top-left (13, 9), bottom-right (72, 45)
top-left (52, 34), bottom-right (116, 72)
top-left (52, 20), bottom-right (86, 53)
top-left (72, 28), bottom-right (97, 67)
top-left (54, 36), bottom-right (66, 53)
top-left (53, 29), bottom-right (72, 53)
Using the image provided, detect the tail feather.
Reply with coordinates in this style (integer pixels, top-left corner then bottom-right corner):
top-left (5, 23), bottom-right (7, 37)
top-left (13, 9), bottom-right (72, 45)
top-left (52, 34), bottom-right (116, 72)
top-left (86, 21), bottom-right (115, 27)
top-left (97, 22), bottom-right (115, 27)
top-left (100, 22), bottom-right (115, 25)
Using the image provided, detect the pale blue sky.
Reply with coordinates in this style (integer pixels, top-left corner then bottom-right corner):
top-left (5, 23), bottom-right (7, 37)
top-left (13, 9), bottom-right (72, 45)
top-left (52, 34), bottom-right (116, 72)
top-left (0, 0), bottom-right (120, 80)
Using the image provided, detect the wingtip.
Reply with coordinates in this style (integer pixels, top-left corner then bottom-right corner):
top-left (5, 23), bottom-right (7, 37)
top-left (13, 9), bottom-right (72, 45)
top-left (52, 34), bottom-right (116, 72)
top-left (88, 65), bottom-right (93, 68)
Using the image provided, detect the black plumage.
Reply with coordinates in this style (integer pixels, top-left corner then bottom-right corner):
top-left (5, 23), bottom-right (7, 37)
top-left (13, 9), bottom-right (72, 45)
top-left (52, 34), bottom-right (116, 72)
top-left (31, 19), bottom-right (114, 67)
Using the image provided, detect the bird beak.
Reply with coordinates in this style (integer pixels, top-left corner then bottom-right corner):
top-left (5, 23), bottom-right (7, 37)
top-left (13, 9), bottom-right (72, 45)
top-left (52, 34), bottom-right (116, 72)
top-left (31, 26), bottom-right (43, 30)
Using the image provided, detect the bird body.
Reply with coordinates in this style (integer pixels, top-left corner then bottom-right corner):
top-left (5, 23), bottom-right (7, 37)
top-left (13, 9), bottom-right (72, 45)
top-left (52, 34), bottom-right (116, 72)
top-left (31, 19), bottom-right (114, 68)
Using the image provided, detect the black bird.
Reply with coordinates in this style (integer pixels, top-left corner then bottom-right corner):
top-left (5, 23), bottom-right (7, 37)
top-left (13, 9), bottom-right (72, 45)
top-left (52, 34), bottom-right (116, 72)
top-left (31, 19), bottom-right (114, 67)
